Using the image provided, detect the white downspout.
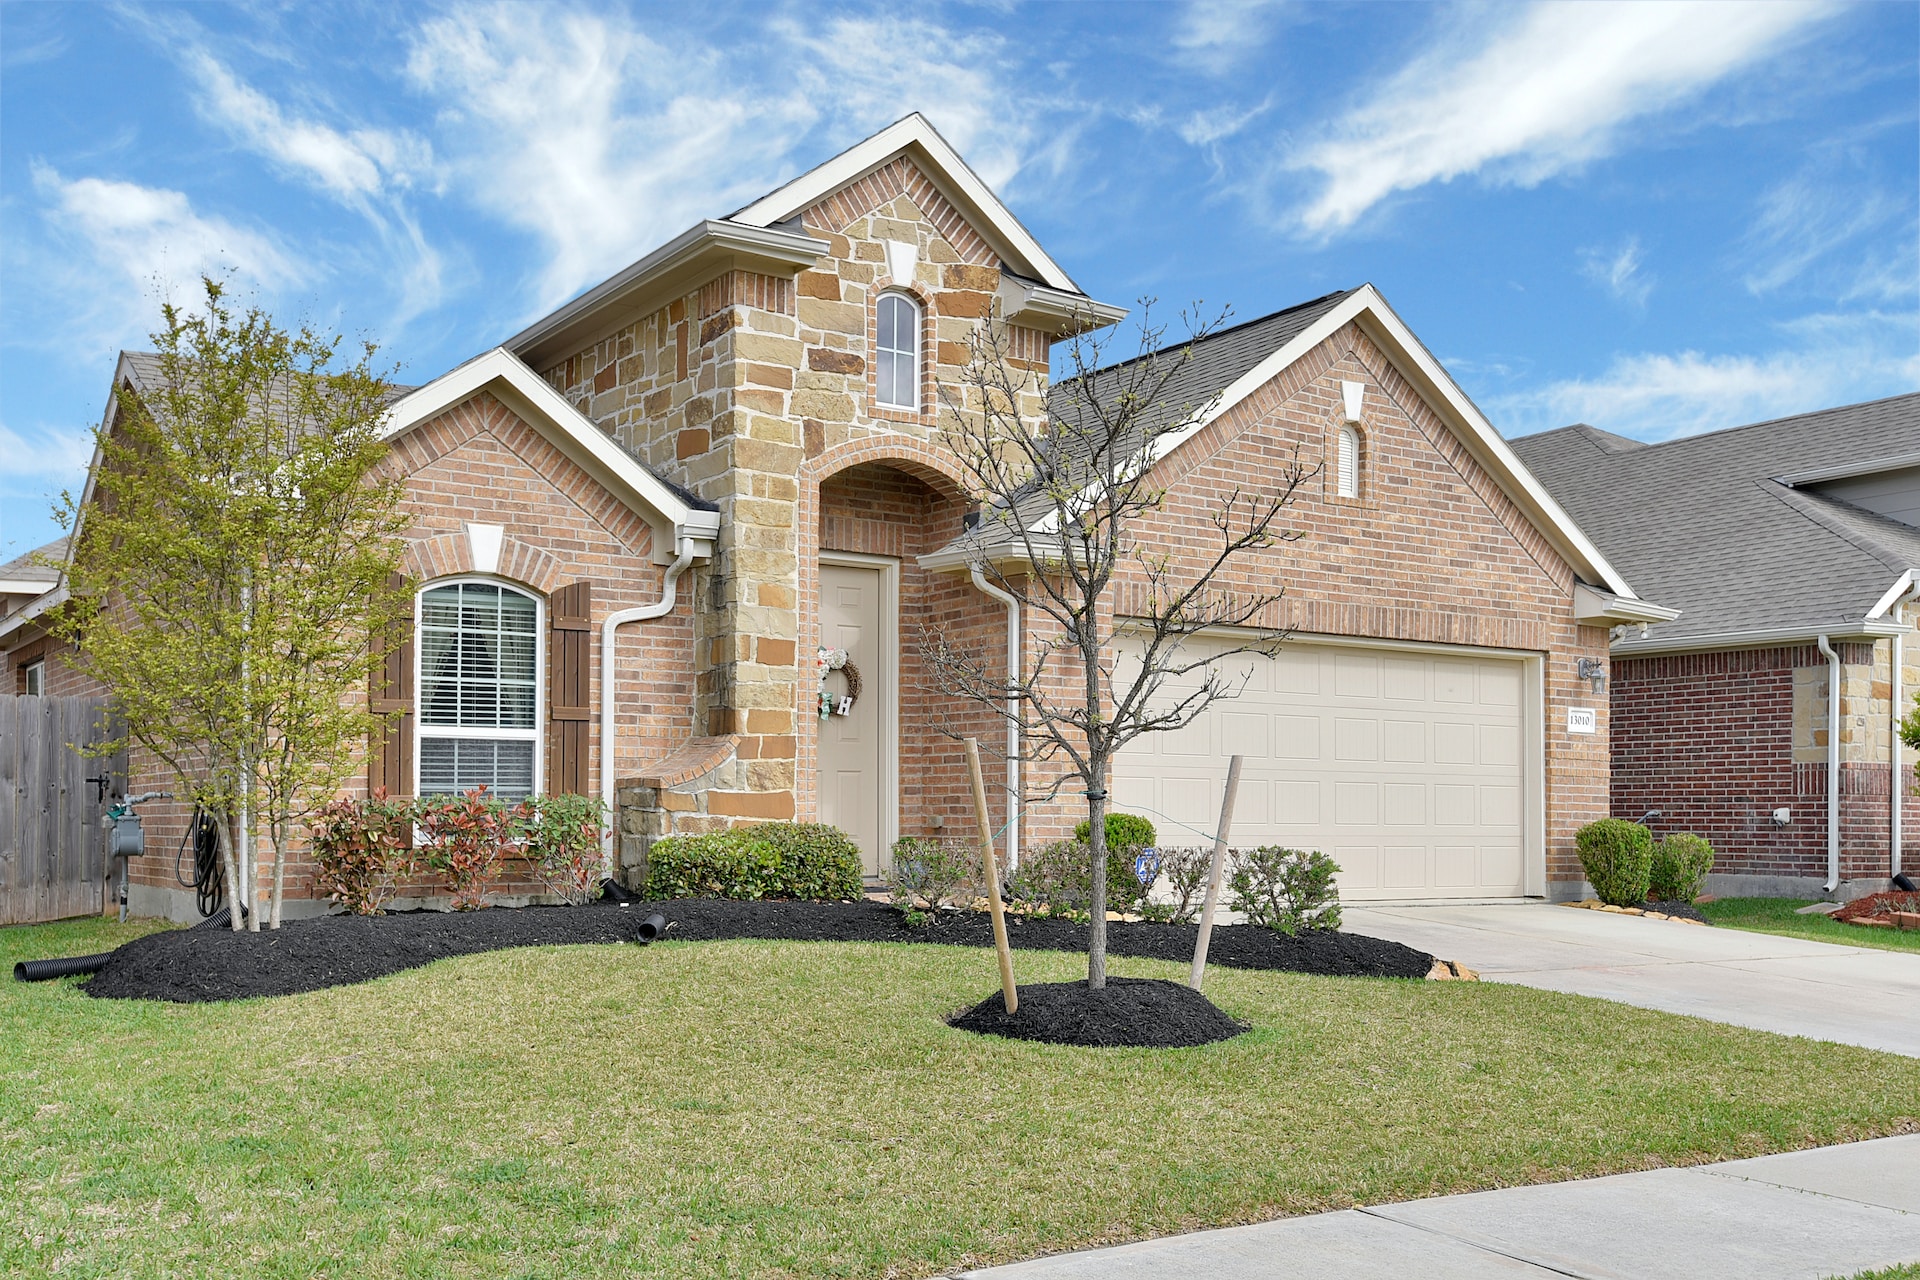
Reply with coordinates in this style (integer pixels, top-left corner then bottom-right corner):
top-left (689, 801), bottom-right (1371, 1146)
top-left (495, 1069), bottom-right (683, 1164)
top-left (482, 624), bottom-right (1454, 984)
top-left (970, 566), bottom-right (1021, 873)
top-left (1892, 587), bottom-right (1918, 880)
top-left (1817, 634), bottom-right (1841, 895)
top-left (600, 540), bottom-right (698, 874)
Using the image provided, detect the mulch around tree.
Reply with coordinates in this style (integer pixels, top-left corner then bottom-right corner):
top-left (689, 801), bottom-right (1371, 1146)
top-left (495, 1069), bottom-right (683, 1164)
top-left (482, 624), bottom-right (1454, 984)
top-left (1833, 890), bottom-right (1920, 924)
top-left (950, 977), bottom-right (1247, 1048)
top-left (80, 897), bottom-right (1434, 1004)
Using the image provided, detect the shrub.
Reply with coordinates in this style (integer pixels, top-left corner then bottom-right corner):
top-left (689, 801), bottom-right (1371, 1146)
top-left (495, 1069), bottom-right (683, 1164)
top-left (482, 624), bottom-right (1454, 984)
top-left (1073, 812), bottom-right (1157, 853)
top-left (1229, 845), bottom-right (1342, 934)
top-left (522, 794), bottom-right (608, 906)
top-left (416, 787), bottom-right (524, 910)
top-left (1650, 832), bottom-right (1715, 902)
top-left (1069, 813), bottom-right (1162, 915)
top-left (308, 789), bottom-right (414, 915)
top-left (1149, 845), bottom-right (1216, 924)
top-left (1577, 819), bottom-right (1654, 907)
top-left (1008, 839), bottom-right (1093, 919)
top-left (644, 823), bottom-right (864, 902)
top-left (887, 835), bottom-right (977, 914)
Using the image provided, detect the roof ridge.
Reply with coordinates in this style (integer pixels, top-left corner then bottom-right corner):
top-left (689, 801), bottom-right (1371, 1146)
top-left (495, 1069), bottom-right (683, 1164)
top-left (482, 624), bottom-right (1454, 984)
top-left (1760, 480), bottom-right (1915, 579)
top-left (1572, 389), bottom-right (1920, 454)
top-left (1062, 288), bottom-right (1356, 386)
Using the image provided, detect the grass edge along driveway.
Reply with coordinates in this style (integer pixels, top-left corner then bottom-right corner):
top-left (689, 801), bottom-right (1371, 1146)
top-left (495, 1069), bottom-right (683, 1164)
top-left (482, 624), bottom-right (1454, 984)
top-left (3, 917), bottom-right (1917, 1279)
top-left (1701, 897), bottom-right (1920, 955)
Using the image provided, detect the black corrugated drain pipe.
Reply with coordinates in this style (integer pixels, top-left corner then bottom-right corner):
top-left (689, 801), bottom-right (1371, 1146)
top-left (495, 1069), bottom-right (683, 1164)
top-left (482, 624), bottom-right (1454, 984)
top-left (14, 952), bottom-right (113, 983)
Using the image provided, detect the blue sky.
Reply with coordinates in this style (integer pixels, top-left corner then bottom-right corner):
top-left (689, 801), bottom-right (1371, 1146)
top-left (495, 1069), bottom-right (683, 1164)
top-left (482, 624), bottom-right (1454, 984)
top-left (3, 0), bottom-right (1915, 560)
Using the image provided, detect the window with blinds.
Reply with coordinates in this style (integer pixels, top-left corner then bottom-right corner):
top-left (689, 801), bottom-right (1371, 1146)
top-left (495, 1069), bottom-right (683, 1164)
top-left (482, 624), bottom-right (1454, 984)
top-left (1337, 425), bottom-right (1360, 498)
top-left (416, 581), bottom-right (539, 800)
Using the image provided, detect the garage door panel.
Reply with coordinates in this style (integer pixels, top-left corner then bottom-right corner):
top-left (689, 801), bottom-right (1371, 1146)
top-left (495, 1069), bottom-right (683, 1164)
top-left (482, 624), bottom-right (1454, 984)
top-left (1115, 637), bottom-right (1530, 901)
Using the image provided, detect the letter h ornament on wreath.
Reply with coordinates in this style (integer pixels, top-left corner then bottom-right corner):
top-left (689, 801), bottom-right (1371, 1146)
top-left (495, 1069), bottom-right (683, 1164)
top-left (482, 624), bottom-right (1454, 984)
top-left (816, 646), bottom-right (862, 721)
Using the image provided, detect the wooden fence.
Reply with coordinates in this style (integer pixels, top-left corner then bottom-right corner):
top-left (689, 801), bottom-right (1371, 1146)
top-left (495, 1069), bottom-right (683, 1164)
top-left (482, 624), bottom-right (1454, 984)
top-left (0, 695), bottom-right (124, 925)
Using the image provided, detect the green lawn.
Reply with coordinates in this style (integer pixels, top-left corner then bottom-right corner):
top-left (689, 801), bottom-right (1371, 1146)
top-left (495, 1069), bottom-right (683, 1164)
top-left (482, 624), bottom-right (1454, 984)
top-left (4, 917), bottom-right (1918, 1279)
top-left (1700, 897), bottom-right (1920, 955)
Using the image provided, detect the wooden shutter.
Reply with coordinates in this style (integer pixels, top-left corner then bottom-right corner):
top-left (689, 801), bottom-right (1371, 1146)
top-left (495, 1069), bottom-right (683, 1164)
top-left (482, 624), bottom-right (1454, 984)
top-left (369, 572), bottom-right (415, 799)
top-left (547, 581), bottom-right (592, 796)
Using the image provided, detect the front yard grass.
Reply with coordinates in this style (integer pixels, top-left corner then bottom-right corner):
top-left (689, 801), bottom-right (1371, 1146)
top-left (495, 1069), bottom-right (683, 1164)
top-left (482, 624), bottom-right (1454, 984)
top-left (4, 917), bottom-right (1918, 1279)
top-left (1699, 897), bottom-right (1920, 955)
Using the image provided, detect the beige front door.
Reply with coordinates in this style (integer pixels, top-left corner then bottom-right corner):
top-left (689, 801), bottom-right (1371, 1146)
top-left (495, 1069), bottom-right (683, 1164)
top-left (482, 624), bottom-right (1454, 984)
top-left (818, 562), bottom-right (887, 875)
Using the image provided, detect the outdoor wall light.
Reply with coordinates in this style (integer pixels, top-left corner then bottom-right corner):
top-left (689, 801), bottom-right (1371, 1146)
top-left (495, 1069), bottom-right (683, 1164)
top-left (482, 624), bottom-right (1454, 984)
top-left (1576, 656), bottom-right (1607, 695)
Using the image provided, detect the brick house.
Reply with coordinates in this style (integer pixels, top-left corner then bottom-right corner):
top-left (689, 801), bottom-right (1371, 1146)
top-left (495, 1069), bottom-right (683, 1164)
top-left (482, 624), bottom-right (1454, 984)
top-left (4, 114), bottom-right (1666, 919)
top-left (1514, 396), bottom-right (1920, 900)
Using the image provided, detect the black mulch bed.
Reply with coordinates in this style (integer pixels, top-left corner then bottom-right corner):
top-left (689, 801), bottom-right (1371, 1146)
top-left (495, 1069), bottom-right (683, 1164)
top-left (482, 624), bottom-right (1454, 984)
top-left (80, 898), bottom-right (1434, 1004)
top-left (951, 977), bottom-right (1247, 1048)
top-left (1647, 899), bottom-right (1711, 924)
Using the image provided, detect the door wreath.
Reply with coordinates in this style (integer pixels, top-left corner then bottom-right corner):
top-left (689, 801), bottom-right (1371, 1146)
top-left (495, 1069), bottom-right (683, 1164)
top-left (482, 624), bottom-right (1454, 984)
top-left (816, 647), bottom-right (862, 720)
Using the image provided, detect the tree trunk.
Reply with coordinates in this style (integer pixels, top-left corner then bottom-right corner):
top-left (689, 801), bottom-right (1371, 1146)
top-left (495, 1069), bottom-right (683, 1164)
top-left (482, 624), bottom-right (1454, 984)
top-left (218, 810), bottom-right (243, 931)
top-left (239, 791), bottom-right (259, 931)
top-left (269, 817), bottom-right (286, 930)
top-left (1086, 768), bottom-right (1108, 989)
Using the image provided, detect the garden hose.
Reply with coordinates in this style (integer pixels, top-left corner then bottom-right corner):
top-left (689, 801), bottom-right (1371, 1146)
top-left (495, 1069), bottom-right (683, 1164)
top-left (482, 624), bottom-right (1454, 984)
top-left (174, 808), bottom-right (225, 918)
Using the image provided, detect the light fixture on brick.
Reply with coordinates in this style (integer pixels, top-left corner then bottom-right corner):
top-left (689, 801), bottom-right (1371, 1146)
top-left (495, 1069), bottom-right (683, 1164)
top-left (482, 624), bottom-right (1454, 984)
top-left (1577, 656), bottom-right (1607, 694)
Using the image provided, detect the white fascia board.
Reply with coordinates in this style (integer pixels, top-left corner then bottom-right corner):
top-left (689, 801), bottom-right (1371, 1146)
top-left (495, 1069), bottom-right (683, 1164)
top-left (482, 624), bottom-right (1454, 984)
top-left (1777, 452), bottom-right (1920, 487)
top-left (1868, 570), bottom-right (1916, 619)
top-left (1135, 285), bottom-right (1639, 600)
top-left (0, 579), bottom-right (58, 595)
top-left (504, 221), bottom-right (828, 369)
top-left (1572, 582), bottom-right (1681, 626)
top-left (1611, 618), bottom-right (1910, 657)
top-left (381, 348), bottom-right (719, 559)
top-left (0, 584), bottom-right (68, 643)
top-left (729, 113), bottom-right (1082, 295)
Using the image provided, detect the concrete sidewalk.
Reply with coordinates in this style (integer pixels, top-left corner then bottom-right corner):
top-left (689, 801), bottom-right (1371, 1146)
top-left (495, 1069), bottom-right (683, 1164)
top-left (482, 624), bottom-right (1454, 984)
top-left (1345, 903), bottom-right (1920, 1057)
top-left (957, 1135), bottom-right (1920, 1279)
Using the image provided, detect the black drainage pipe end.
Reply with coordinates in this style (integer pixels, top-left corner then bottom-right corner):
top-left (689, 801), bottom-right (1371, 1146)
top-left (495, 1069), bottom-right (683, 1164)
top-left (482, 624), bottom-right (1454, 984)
top-left (15, 952), bottom-right (114, 983)
top-left (636, 913), bottom-right (668, 943)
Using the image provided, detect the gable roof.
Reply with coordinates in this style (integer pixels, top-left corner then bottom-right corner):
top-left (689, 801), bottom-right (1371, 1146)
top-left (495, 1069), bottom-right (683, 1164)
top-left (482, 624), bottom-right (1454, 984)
top-left (928, 283), bottom-right (1651, 611)
top-left (1511, 394), bottom-right (1920, 654)
top-left (508, 114), bottom-right (1122, 369)
top-left (381, 347), bottom-right (720, 563)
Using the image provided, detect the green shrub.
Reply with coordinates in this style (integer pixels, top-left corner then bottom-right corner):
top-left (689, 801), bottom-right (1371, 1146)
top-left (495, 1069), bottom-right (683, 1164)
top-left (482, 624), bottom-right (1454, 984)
top-left (1149, 845), bottom-right (1216, 924)
top-left (308, 789), bottom-right (414, 915)
top-left (1577, 819), bottom-right (1654, 906)
top-left (1228, 846), bottom-right (1342, 934)
top-left (1650, 832), bottom-right (1714, 902)
top-left (522, 794), bottom-right (608, 906)
top-left (887, 836), bottom-right (977, 914)
top-left (644, 823), bottom-right (863, 902)
top-left (1073, 812), bottom-right (1157, 853)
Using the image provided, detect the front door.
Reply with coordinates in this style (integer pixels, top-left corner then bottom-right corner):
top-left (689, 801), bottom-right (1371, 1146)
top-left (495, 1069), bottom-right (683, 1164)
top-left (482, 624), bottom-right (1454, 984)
top-left (817, 562), bottom-right (887, 875)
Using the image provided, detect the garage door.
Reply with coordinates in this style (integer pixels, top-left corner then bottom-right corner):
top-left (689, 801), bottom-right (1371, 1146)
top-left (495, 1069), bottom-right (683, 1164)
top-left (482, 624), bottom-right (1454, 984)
top-left (1111, 637), bottom-right (1530, 901)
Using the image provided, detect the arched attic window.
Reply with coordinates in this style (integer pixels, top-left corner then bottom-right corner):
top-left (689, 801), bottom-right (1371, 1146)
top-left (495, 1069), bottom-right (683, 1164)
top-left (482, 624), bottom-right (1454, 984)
top-left (875, 291), bottom-right (921, 411)
top-left (1337, 425), bottom-right (1360, 498)
top-left (417, 580), bottom-right (540, 801)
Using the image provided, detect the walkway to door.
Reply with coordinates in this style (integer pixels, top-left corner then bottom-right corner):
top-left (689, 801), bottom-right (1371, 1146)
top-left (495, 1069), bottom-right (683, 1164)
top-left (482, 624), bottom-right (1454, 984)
top-left (1346, 902), bottom-right (1920, 1057)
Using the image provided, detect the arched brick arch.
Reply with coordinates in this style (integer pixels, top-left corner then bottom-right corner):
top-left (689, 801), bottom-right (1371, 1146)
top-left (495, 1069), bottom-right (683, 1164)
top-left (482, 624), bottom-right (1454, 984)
top-left (801, 433), bottom-right (970, 498)
top-left (403, 531), bottom-right (568, 595)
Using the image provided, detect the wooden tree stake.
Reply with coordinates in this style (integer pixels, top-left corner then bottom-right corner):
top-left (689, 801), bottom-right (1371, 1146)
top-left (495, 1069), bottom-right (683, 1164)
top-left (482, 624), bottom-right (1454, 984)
top-left (1189, 754), bottom-right (1244, 991)
top-left (965, 736), bottom-right (1019, 1014)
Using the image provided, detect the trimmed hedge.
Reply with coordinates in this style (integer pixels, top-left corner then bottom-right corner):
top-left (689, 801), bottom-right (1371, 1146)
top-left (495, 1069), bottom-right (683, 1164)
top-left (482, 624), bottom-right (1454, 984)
top-left (1577, 819), bottom-right (1654, 907)
top-left (644, 823), bottom-right (863, 902)
top-left (1650, 832), bottom-right (1715, 902)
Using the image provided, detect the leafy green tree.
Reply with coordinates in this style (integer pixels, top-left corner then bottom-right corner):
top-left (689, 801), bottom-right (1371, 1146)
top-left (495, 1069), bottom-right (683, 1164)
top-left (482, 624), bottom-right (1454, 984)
top-left (50, 277), bottom-right (411, 929)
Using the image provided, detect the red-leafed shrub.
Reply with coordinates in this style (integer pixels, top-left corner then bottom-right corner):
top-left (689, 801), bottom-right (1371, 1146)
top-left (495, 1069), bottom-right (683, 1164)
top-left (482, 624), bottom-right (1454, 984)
top-left (308, 789), bottom-right (414, 915)
top-left (416, 787), bottom-right (527, 911)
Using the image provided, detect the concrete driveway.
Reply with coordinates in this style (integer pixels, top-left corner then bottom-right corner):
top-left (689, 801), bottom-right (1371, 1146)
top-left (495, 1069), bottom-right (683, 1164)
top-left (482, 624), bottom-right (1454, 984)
top-left (1345, 903), bottom-right (1920, 1057)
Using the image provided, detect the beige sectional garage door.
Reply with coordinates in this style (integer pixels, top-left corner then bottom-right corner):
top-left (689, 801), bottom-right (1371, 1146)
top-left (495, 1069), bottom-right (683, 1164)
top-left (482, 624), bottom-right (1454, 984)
top-left (1111, 637), bottom-right (1529, 901)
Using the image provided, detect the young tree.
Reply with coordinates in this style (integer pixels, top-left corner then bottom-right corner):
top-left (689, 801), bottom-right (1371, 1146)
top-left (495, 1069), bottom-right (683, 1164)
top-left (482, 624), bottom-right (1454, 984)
top-left (49, 277), bottom-right (411, 929)
top-left (926, 305), bottom-right (1314, 988)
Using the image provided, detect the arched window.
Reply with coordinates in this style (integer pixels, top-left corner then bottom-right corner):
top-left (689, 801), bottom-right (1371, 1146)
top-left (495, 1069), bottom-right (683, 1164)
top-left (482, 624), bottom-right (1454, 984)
top-left (416, 580), bottom-right (540, 800)
top-left (1337, 425), bottom-right (1360, 498)
top-left (875, 292), bottom-right (920, 410)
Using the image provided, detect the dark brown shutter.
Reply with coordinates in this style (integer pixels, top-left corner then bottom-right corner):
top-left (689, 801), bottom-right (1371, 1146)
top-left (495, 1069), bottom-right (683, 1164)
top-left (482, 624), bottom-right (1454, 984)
top-left (369, 571), bottom-right (415, 799)
top-left (548, 581), bottom-right (592, 796)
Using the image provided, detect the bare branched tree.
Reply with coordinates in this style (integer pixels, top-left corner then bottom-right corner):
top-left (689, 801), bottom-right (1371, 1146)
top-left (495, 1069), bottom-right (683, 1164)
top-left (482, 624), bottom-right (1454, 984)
top-left (926, 303), bottom-right (1315, 988)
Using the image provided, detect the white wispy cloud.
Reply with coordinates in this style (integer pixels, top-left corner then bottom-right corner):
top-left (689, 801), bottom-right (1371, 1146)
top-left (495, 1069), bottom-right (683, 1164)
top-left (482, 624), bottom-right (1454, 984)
top-left (1496, 310), bottom-right (1920, 440)
top-left (1170, 0), bottom-right (1287, 74)
top-left (1580, 236), bottom-right (1653, 307)
top-left (28, 164), bottom-right (304, 357)
top-left (1742, 163), bottom-right (1906, 297)
top-left (1289, 1), bottom-right (1836, 234)
top-left (0, 421), bottom-right (95, 479)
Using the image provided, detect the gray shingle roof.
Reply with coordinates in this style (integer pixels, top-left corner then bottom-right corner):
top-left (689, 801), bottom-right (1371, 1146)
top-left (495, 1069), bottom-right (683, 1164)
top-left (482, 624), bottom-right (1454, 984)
top-left (1510, 394), bottom-right (1920, 652)
top-left (0, 537), bottom-right (66, 583)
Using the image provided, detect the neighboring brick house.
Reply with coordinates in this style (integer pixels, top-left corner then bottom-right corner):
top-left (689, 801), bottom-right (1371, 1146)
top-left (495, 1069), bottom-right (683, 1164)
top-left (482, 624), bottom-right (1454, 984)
top-left (0, 539), bottom-right (69, 697)
top-left (1514, 396), bottom-right (1920, 900)
top-left (5, 114), bottom-right (1666, 919)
